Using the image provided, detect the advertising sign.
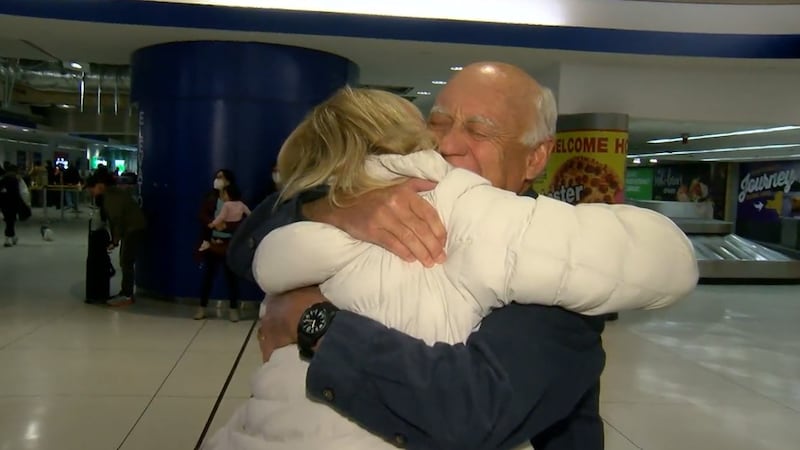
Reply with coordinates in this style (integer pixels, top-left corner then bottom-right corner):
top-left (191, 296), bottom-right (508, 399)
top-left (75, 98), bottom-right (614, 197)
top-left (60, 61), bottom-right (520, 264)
top-left (737, 161), bottom-right (800, 222)
top-left (652, 163), bottom-right (728, 220)
top-left (625, 167), bottom-right (654, 201)
top-left (532, 130), bottom-right (629, 205)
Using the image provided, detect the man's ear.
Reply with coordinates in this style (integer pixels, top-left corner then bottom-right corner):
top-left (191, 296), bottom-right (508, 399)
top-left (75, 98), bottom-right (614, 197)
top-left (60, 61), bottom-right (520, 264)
top-left (524, 138), bottom-right (554, 181)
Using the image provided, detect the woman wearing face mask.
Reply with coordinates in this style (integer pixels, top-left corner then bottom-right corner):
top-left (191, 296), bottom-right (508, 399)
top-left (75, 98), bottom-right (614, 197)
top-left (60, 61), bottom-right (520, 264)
top-left (194, 169), bottom-right (243, 321)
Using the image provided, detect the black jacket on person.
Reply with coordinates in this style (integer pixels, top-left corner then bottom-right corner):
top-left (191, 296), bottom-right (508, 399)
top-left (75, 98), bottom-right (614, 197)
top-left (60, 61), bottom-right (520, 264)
top-left (64, 167), bottom-right (82, 185)
top-left (0, 173), bottom-right (22, 216)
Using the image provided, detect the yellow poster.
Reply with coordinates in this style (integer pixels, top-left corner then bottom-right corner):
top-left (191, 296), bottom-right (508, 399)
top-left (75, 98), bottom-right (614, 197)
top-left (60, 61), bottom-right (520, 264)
top-left (532, 130), bottom-right (629, 205)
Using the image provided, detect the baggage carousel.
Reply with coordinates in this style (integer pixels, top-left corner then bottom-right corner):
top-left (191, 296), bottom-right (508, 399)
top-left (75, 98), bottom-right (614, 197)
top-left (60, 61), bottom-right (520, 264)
top-left (630, 200), bottom-right (800, 280)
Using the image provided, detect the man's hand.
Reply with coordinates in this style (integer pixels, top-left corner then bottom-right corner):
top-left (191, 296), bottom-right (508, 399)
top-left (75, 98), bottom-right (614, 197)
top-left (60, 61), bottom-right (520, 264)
top-left (258, 286), bottom-right (326, 362)
top-left (303, 179), bottom-right (446, 267)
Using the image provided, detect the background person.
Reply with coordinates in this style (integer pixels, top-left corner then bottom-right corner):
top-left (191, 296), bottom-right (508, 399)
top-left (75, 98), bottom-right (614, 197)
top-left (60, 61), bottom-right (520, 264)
top-left (0, 165), bottom-right (26, 247)
top-left (85, 173), bottom-right (146, 306)
top-left (194, 169), bottom-right (243, 322)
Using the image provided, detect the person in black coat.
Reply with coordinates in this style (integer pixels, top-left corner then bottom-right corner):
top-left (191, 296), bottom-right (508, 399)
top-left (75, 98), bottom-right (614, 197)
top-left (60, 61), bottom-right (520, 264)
top-left (0, 164), bottom-right (23, 247)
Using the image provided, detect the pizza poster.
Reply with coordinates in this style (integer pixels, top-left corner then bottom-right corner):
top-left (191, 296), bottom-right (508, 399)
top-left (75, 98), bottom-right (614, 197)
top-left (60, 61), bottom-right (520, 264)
top-left (533, 130), bottom-right (628, 205)
top-left (736, 160), bottom-right (800, 222)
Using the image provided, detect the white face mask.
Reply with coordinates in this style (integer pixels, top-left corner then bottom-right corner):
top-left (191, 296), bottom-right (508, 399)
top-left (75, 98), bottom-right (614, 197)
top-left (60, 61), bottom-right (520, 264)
top-left (213, 179), bottom-right (226, 190)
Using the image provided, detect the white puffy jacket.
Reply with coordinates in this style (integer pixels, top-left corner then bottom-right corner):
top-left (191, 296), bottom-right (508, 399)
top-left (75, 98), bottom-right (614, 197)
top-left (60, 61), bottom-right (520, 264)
top-left (206, 150), bottom-right (698, 450)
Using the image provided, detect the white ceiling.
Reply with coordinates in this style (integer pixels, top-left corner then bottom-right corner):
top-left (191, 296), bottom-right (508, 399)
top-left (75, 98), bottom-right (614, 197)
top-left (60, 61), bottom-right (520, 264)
top-left (1, 14), bottom-right (799, 162)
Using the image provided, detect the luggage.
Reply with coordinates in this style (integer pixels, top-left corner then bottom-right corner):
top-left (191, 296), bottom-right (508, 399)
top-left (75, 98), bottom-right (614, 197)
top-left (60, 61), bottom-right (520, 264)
top-left (41, 225), bottom-right (54, 241)
top-left (85, 218), bottom-right (116, 303)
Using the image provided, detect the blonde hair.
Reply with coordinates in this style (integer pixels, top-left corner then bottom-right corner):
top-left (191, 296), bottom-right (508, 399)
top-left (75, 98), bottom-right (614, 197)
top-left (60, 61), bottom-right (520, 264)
top-left (276, 87), bottom-right (435, 207)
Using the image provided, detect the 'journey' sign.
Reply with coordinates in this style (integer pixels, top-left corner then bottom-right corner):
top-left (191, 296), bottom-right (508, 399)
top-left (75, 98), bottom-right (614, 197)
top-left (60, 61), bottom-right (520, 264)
top-left (737, 161), bottom-right (800, 222)
top-left (738, 169), bottom-right (796, 202)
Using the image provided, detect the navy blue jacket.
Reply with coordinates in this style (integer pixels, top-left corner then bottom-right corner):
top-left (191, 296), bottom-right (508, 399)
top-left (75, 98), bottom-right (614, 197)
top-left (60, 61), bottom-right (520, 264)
top-left (228, 190), bottom-right (606, 450)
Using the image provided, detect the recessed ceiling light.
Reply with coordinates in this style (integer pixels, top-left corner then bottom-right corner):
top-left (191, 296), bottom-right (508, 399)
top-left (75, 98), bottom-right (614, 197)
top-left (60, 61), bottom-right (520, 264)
top-left (647, 125), bottom-right (800, 144)
top-left (416, 91), bottom-right (431, 96)
top-left (450, 66), bottom-right (463, 71)
top-left (632, 158), bottom-right (641, 164)
top-left (649, 158), bottom-right (658, 164)
top-left (69, 62), bottom-right (83, 70)
top-left (431, 80), bottom-right (447, 85)
top-left (0, 125), bottom-right (7, 129)
top-left (57, 104), bottom-right (75, 109)
top-left (21, 128), bottom-right (30, 132)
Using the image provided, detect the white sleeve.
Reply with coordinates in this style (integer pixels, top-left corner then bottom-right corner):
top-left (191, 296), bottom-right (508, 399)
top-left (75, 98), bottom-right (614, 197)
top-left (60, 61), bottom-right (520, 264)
top-left (450, 187), bottom-right (698, 315)
top-left (252, 221), bottom-right (367, 295)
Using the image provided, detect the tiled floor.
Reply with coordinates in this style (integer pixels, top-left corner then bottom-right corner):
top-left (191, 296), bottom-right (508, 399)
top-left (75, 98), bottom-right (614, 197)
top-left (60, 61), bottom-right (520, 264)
top-left (1, 211), bottom-right (799, 449)
top-left (0, 212), bottom-right (260, 450)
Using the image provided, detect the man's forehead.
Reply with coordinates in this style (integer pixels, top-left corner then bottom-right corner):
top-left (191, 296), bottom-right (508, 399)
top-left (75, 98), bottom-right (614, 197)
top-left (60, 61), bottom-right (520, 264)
top-left (430, 104), bottom-right (499, 125)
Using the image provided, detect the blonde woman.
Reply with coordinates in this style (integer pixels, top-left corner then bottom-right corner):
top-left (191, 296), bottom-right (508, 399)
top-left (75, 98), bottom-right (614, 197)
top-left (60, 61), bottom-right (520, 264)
top-left (207, 88), bottom-right (697, 449)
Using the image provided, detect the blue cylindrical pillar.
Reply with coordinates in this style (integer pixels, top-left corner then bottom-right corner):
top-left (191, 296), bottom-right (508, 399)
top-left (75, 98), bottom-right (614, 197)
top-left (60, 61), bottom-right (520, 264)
top-left (131, 41), bottom-right (358, 301)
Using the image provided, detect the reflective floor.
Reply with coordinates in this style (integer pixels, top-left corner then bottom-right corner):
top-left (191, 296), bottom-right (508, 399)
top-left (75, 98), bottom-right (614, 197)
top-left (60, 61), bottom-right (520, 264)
top-left (1, 212), bottom-right (798, 450)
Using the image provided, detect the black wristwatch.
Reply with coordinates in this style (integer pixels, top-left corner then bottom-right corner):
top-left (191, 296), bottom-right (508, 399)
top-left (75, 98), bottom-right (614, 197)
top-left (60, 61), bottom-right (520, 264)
top-left (297, 301), bottom-right (339, 359)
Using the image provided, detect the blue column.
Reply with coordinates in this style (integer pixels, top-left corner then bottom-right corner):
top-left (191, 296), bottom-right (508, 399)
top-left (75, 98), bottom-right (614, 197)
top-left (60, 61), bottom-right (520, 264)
top-left (131, 41), bottom-right (358, 301)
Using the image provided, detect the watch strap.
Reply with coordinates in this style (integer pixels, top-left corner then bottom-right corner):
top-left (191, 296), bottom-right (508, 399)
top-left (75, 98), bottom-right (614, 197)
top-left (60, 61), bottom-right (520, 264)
top-left (298, 328), bottom-right (317, 359)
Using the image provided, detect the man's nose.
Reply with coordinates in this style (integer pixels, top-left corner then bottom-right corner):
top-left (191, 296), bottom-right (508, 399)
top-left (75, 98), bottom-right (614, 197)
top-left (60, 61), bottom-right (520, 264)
top-left (437, 130), bottom-right (468, 157)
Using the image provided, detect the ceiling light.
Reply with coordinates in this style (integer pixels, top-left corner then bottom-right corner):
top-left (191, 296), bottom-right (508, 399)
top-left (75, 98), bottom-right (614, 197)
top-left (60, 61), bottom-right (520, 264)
top-left (628, 143), bottom-right (800, 158)
top-left (416, 91), bottom-right (431, 96)
top-left (700, 154), bottom-right (800, 162)
top-left (649, 158), bottom-right (658, 164)
top-left (57, 104), bottom-right (76, 109)
top-left (0, 125), bottom-right (7, 129)
top-left (21, 128), bottom-right (30, 132)
top-left (450, 66), bottom-right (463, 71)
top-left (69, 62), bottom-right (83, 70)
top-left (632, 158), bottom-right (641, 164)
top-left (178, 1), bottom-right (567, 26)
top-left (647, 125), bottom-right (800, 144)
top-left (431, 80), bottom-right (447, 85)
top-left (0, 137), bottom-right (48, 146)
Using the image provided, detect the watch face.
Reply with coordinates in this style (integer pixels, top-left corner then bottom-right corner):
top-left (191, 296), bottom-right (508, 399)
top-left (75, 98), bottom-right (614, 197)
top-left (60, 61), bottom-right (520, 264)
top-left (301, 308), bottom-right (328, 336)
